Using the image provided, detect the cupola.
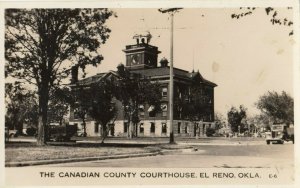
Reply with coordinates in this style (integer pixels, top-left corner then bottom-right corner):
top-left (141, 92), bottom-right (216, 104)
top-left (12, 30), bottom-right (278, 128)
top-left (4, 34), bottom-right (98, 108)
top-left (159, 57), bottom-right (169, 67)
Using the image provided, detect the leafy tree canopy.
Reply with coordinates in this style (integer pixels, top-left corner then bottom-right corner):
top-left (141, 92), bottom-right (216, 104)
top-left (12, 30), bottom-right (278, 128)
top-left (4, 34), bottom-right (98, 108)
top-left (5, 8), bottom-right (115, 145)
top-left (180, 84), bottom-right (212, 122)
top-left (227, 105), bottom-right (247, 133)
top-left (5, 8), bottom-right (115, 86)
top-left (231, 7), bottom-right (293, 35)
top-left (88, 80), bottom-right (118, 142)
top-left (255, 91), bottom-right (293, 125)
top-left (116, 64), bottom-right (161, 138)
top-left (48, 87), bottom-right (73, 125)
top-left (214, 112), bottom-right (226, 130)
top-left (5, 82), bottom-right (38, 131)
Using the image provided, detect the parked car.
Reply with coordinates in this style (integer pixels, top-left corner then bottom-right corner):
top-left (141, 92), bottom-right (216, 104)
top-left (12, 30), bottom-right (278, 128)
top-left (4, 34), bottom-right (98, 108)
top-left (5, 128), bottom-right (19, 138)
top-left (49, 123), bottom-right (77, 142)
top-left (265, 124), bottom-right (294, 144)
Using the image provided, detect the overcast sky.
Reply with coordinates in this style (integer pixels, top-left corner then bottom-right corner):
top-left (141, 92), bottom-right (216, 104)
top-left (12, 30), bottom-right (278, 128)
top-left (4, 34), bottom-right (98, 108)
top-left (84, 8), bottom-right (293, 117)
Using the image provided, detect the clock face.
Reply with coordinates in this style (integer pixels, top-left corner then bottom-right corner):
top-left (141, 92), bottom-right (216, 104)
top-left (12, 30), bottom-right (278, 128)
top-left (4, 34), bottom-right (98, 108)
top-left (130, 54), bottom-right (140, 65)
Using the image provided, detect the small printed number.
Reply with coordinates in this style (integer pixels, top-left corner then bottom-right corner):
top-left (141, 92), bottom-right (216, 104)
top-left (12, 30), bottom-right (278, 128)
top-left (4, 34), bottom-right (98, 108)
top-left (269, 174), bottom-right (277, 178)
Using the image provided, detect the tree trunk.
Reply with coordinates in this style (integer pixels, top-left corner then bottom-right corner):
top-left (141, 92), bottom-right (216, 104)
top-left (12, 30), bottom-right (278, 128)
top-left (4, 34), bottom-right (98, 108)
top-left (100, 124), bottom-right (108, 144)
top-left (135, 123), bottom-right (138, 137)
top-left (195, 123), bottom-right (199, 139)
top-left (37, 89), bottom-right (49, 146)
top-left (128, 121), bottom-right (134, 139)
top-left (82, 118), bottom-right (87, 137)
top-left (37, 115), bottom-right (45, 145)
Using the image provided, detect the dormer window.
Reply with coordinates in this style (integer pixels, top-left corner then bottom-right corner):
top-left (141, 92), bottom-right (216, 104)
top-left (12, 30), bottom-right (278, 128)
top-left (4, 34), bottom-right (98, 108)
top-left (162, 88), bottom-right (168, 97)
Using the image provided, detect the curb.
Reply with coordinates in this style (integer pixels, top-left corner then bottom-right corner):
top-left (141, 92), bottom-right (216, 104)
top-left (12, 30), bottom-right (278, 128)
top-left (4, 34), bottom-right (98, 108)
top-left (177, 142), bottom-right (266, 146)
top-left (5, 152), bottom-right (161, 167)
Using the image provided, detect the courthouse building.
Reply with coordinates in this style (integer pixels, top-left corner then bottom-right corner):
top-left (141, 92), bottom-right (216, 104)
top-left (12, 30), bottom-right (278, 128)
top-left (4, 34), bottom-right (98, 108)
top-left (69, 33), bottom-right (217, 138)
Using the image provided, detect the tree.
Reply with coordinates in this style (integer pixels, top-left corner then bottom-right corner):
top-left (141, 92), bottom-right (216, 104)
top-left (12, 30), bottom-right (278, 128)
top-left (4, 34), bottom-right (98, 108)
top-left (5, 82), bottom-right (38, 133)
top-left (227, 105), bottom-right (247, 134)
top-left (180, 86), bottom-right (211, 121)
top-left (48, 87), bottom-right (72, 126)
top-left (116, 64), bottom-right (161, 138)
top-left (5, 9), bottom-right (115, 145)
top-left (231, 7), bottom-right (293, 35)
top-left (88, 80), bottom-right (117, 143)
top-left (72, 85), bottom-right (90, 137)
top-left (179, 81), bottom-right (212, 138)
top-left (214, 112), bottom-right (226, 131)
top-left (255, 91), bottom-right (293, 125)
top-left (247, 114), bottom-right (272, 133)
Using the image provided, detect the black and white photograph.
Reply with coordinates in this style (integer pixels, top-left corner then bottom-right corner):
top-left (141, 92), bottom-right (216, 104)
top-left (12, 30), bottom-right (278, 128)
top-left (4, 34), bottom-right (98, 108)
top-left (2, 0), bottom-right (299, 186)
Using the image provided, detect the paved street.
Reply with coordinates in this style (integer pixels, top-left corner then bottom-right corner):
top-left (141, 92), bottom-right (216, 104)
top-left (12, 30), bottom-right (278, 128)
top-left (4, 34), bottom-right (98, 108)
top-left (39, 143), bottom-right (294, 168)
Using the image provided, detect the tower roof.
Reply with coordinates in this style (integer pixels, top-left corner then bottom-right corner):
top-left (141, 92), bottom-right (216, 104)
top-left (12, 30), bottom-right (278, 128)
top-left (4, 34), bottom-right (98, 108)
top-left (133, 31), bottom-right (152, 44)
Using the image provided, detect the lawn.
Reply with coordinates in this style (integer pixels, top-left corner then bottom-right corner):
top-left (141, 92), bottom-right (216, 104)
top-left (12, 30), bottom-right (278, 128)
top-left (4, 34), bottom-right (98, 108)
top-left (5, 142), bottom-right (160, 163)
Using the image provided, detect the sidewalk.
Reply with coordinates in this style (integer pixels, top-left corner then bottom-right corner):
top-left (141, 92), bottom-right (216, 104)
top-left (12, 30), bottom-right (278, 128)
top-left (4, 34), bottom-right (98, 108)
top-left (5, 151), bottom-right (161, 167)
top-left (8, 136), bottom-right (266, 146)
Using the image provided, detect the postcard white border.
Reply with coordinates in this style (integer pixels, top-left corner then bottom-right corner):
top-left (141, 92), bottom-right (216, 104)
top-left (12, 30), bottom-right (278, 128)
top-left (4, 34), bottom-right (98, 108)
top-left (0, 0), bottom-right (299, 187)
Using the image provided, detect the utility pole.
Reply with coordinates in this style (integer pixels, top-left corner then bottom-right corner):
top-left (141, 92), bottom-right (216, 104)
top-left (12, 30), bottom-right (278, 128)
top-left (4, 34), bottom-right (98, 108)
top-left (159, 8), bottom-right (182, 144)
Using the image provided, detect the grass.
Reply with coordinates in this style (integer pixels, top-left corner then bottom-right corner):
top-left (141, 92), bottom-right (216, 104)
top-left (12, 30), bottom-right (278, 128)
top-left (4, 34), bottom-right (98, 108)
top-left (5, 137), bottom-right (267, 163)
top-left (5, 142), bottom-right (161, 163)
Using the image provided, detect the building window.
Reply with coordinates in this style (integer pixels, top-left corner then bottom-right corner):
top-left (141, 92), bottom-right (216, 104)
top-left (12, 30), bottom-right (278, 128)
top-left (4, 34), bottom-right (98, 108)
top-left (139, 104), bottom-right (145, 117)
top-left (162, 123), bottom-right (167, 134)
top-left (161, 104), bottom-right (167, 117)
top-left (162, 87), bottom-right (168, 97)
top-left (74, 123), bottom-right (78, 131)
top-left (124, 123), bottom-right (128, 133)
top-left (162, 111), bottom-right (167, 117)
top-left (109, 123), bottom-right (115, 136)
top-left (178, 122), bottom-right (181, 133)
top-left (148, 105), bottom-right (156, 117)
top-left (185, 123), bottom-right (188, 133)
top-left (150, 122), bottom-right (155, 133)
top-left (140, 123), bottom-right (144, 133)
top-left (95, 123), bottom-right (99, 133)
top-left (74, 108), bottom-right (79, 119)
top-left (149, 111), bottom-right (156, 117)
top-left (140, 111), bottom-right (145, 117)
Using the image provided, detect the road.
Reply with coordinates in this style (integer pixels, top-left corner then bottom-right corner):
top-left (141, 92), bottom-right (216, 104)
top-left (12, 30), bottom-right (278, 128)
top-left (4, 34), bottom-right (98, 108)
top-left (39, 143), bottom-right (294, 168)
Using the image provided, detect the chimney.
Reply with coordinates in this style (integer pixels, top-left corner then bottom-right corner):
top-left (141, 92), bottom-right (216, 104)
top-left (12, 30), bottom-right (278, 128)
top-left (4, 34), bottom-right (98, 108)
top-left (159, 57), bottom-right (169, 67)
top-left (71, 65), bottom-right (78, 84)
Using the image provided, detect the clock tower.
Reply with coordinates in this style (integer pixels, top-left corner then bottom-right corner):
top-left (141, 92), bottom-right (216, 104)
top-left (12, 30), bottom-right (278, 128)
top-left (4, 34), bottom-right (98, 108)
top-left (123, 31), bottom-right (161, 70)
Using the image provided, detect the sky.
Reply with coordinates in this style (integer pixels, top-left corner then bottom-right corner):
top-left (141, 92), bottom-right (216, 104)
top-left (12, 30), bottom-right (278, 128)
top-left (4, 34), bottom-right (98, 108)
top-left (84, 8), bottom-right (294, 117)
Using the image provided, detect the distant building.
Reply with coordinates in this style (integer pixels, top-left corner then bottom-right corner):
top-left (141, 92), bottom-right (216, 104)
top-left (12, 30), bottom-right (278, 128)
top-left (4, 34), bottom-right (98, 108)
top-left (69, 33), bottom-right (217, 138)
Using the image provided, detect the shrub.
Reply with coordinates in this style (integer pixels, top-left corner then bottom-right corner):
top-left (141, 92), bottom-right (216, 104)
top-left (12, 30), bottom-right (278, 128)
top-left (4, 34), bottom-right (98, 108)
top-left (26, 127), bottom-right (37, 136)
top-left (206, 128), bottom-right (215, 137)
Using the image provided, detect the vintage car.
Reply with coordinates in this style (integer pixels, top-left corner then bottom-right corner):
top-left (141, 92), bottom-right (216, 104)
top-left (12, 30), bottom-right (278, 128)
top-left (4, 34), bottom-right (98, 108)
top-left (265, 124), bottom-right (294, 144)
